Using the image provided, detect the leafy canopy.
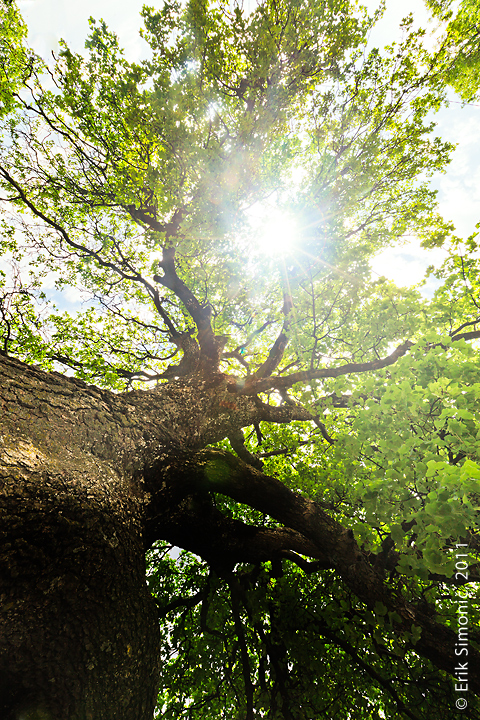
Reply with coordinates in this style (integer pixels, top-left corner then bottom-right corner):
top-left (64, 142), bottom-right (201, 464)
top-left (1, 0), bottom-right (480, 717)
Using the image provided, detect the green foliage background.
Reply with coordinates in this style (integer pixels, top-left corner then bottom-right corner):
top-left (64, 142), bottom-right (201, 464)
top-left (1, 0), bottom-right (480, 716)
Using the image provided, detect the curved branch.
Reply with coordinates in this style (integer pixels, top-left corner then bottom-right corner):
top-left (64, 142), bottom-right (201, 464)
top-left (228, 429), bottom-right (263, 470)
top-left (191, 448), bottom-right (480, 692)
top-left (0, 167), bottom-right (138, 281)
top-left (450, 330), bottom-right (480, 342)
top-left (145, 486), bottom-right (328, 571)
top-left (236, 341), bottom-right (414, 394)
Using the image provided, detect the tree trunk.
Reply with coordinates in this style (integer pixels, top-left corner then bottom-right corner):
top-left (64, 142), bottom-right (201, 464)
top-left (0, 354), bottom-right (257, 719)
top-left (0, 357), bottom-right (160, 719)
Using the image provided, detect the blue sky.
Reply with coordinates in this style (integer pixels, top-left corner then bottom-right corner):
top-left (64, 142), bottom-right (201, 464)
top-left (16, 0), bottom-right (480, 294)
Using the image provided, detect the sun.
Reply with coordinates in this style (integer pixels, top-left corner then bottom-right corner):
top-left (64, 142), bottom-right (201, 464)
top-left (257, 210), bottom-right (300, 256)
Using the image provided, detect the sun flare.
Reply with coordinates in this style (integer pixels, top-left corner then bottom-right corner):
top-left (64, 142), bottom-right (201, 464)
top-left (257, 211), bottom-right (300, 256)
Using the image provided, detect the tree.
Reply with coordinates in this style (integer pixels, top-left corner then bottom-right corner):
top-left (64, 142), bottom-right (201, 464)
top-left (1, 0), bottom-right (480, 718)
top-left (425, 0), bottom-right (480, 102)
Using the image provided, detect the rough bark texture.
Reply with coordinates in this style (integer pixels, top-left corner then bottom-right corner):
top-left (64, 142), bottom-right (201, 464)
top-left (0, 358), bottom-right (158, 719)
top-left (1, 353), bottom-right (479, 719)
top-left (0, 355), bottom-right (256, 719)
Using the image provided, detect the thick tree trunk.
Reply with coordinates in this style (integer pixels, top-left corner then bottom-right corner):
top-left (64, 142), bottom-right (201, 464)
top-left (0, 358), bottom-right (159, 719)
top-left (1, 477), bottom-right (160, 720)
top-left (0, 354), bottom-right (258, 719)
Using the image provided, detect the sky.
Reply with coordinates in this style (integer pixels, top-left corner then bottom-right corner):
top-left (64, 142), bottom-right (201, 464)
top-left (16, 0), bottom-right (480, 295)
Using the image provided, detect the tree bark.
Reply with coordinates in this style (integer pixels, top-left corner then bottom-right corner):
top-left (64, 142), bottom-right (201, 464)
top-left (0, 355), bottom-right (257, 719)
top-left (0, 357), bottom-right (159, 719)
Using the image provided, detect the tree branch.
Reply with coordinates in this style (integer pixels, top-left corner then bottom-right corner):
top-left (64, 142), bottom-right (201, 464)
top-left (307, 615), bottom-right (423, 720)
top-left (153, 246), bottom-right (221, 370)
top-left (450, 330), bottom-right (480, 342)
top-left (235, 341), bottom-right (414, 394)
top-left (253, 293), bottom-right (293, 379)
top-left (228, 429), bottom-right (263, 470)
top-left (146, 486), bottom-right (328, 572)
top-left (156, 590), bottom-right (205, 619)
top-left (278, 550), bottom-right (332, 572)
top-left (0, 165), bottom-right (181, 346)
top-left (191, 448), bottom-right (480, 692)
